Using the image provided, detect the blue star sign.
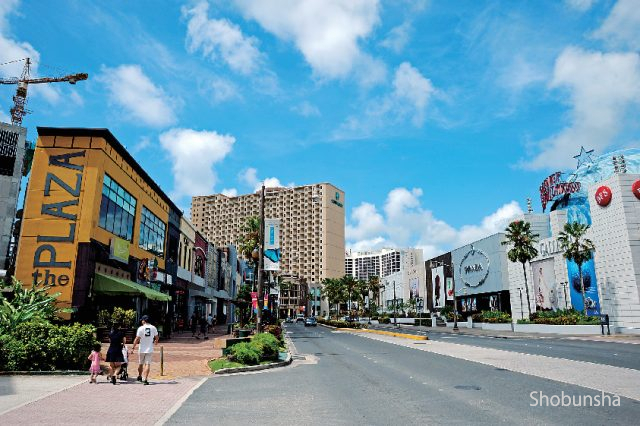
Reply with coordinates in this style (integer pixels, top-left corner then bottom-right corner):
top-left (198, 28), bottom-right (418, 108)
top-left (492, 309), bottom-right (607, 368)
top-left (573, 146), bottom-right (595, 169)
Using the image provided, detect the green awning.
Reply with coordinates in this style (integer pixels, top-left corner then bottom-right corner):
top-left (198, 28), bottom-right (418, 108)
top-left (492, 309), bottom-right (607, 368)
top-left (94, 273), bottom-right (171, 302)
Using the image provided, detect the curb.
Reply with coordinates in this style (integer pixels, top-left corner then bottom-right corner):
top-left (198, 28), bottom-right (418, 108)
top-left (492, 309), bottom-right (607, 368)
top-left (0, 370), bottom-right (86, 376)
top-left (214, 353), bottom-right (292, 375)
top-left (318, 323), bottom-right (337, 330)
top-left (345, 328), bottom-right (428, 341)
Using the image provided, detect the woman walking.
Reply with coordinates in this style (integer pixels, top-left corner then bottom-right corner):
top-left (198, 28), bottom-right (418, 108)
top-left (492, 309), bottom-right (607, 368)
top-left (106, 323), bottom-right (126, 384)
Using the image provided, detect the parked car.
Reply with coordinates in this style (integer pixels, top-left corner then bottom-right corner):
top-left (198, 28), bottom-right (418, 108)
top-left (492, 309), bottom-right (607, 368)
top-left (304, 317), bottom-right (317, 327)
top-left (296, 314), bottom-right (305, 323)
top-left (284, 317), bottom-right (294, 323)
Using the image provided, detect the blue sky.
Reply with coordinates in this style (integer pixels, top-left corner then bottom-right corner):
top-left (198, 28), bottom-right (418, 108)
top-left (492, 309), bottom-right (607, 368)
top-left (1, 0), bottom-right (639, 258)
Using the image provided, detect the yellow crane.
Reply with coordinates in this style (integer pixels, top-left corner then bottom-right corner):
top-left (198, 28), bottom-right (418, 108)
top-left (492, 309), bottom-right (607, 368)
top-left (0, 58), bottom-right (88, 126)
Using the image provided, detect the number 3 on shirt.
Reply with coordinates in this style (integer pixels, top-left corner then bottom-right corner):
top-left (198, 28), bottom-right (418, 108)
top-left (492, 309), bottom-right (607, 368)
top-left (145, 327), bottom-right (151, 336)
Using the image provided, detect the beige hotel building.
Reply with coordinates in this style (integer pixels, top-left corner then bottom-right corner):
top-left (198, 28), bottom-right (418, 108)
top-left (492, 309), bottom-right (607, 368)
top-left (191, 183), bottom-right (345, 315)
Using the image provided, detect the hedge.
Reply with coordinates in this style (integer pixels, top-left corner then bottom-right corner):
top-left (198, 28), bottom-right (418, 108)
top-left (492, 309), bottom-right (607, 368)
top-left (317, 318), bottom-right (365, 329)
top-left (251, 333), bottom-right (280, 360)
top-left (227, 342), bottom-right (260, 365)
top-left (0, 320), bottom-right (98, 371)
top-left (471, 311), bottom-right (512, 324)
top-left (518, 309), bottom-right (599, 325)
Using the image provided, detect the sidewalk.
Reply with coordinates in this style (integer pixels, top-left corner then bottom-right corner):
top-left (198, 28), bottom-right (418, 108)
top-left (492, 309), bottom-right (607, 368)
top-left (371, 323), bottom-right (640, 344)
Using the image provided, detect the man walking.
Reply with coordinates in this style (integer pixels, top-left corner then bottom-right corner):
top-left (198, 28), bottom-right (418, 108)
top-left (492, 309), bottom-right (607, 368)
top-left (131, 315), bottom-right (159, 386)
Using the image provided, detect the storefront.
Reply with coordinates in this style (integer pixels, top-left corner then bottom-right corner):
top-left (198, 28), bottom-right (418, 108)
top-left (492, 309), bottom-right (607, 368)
top-left (15, 127), bottom-right (179, 324)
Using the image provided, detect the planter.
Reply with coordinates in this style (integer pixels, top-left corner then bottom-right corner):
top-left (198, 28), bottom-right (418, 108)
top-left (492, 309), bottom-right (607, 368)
top-left (513, 324), bottom-right (601, 335)
top-left (237, 329), bottom-right (251, 338)
top-left (480, 323), bottom-right (513, 331)
top-left (97, 326), bottom-right (110, 343)
top-left (124, 328), bottom-right (136, 342)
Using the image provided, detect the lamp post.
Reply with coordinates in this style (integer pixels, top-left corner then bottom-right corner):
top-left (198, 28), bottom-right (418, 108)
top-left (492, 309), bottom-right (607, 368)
top-left (430, 260), bottom-right (458, 331)
top-left (560, 281), bottom-right (569, 310)
top-left (256, 184), bottom-right (266, 333)
top-left (517, 287), bottom-right (524, 319)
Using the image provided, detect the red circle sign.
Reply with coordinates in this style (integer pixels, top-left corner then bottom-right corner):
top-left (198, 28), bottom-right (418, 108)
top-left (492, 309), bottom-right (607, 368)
top-left (632, 180), bottom-right (640, 200)
top-left (595, 186), bottom-right (612, 207)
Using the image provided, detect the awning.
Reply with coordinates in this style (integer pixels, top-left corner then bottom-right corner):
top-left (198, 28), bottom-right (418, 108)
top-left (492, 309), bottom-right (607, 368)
top-left (94, 273), bottom-right (171, 302)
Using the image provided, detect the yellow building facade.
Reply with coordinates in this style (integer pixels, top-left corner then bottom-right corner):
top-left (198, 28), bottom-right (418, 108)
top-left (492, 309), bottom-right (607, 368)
top-left (15, 128), bottom-right (176, 314)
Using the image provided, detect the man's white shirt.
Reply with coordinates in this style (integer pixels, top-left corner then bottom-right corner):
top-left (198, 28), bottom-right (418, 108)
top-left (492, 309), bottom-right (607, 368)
top-left (136, 324), bottom-right (158, 353)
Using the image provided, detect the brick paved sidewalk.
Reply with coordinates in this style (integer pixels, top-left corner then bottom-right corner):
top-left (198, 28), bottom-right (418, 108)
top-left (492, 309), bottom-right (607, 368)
top-left (101, 325), bottom-right (229, 379)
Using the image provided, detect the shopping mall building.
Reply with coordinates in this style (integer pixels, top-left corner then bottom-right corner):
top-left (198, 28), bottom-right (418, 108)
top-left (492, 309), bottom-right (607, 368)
top-left (426, 148), bottom-right (640, 333)
top-left (14, 127), bottom-right (243, 334)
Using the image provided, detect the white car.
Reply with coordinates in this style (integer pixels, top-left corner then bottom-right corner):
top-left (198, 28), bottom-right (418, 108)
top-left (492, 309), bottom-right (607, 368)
top-left (296, 314), bottom-right (305, 323)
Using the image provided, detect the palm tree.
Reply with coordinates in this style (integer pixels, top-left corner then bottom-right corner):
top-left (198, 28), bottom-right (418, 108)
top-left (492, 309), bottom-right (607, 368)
top-left (321, 278), bottom-right (345, 319)
top-left (502, 220), bottom-right (539, 319)
top-left (558, 222), bottom-right (595, 316)
top-left (341, 275), bottom-right (359, 319)
top-left (367, 276), bottom-right (382, 315)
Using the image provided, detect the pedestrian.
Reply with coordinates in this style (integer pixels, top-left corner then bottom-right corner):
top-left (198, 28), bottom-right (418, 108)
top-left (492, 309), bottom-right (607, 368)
top-left (106, 323), bottom-right (126, 385)
top-left (190, 313), bottom-right (198, 338)
top-left (131, 315), bottom-right (159, 386)
top-left (198, 315), bottom-right (208, 340)
top-left (207, 313), bottom-right (213, 333)
top-left (87, 343), bottom-right (103, 384)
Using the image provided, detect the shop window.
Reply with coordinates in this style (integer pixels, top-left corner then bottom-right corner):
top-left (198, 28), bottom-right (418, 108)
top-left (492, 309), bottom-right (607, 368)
top-left (139, 206), bottom-right (166, 257)
top-left (98, 173), bottom-right (136, 241)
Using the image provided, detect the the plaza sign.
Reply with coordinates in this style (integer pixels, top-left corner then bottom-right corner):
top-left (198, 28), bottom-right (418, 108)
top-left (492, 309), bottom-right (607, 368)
top-left (458, 246), bottom-right (490, 288)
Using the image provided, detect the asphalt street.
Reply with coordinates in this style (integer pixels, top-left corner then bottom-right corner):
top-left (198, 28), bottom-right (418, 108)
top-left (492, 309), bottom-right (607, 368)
top-left (166, 323), bottom-right (640, 425)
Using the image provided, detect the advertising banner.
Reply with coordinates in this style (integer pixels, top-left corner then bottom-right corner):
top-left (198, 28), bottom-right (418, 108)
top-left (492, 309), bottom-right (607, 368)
top-left (531, 258), bottom-right (558, 311)
top-left (567, 258), bottom-right (600, 316)
top-left (410, 277), bottom-right (419, 298)
top-left (110, 237), bottom-right (130, 264)
top-left (446, 277), bottom-right (454, 301)
top-left (251, 291), bottom-right (258, 313)
top-left (432, 266), bottom-right (445, 308)
top-left (263, 218), bottom-right (281, 271)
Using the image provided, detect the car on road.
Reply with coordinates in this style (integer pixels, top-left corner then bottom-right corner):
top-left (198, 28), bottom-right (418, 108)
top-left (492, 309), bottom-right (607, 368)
top-left (304, 317), bottom-right (317, 327)
top-left (296, 314), bottom-right (305, 323)
top-left (284, 317), bottom-right (294, 323)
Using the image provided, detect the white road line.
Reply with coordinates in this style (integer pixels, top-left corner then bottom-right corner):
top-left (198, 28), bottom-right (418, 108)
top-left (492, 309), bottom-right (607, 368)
top-left (155, 377), bottom-right (207, 426)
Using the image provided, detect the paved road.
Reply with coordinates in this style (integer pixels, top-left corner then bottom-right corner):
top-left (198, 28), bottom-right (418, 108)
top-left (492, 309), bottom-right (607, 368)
top-left (371, 325), bottom-right (640, 370)
top-left (166, 323), bottom-right (640, 425)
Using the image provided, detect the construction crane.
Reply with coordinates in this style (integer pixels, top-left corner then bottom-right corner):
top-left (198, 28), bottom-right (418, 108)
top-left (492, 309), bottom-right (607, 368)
top-left (0, 58), bottom-right (88, 126)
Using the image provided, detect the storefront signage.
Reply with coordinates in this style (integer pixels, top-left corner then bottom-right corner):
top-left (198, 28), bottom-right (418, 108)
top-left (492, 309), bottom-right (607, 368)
top-left (109, 237), bottom-right (130, 264)
top-left (30, 151), bottom-right (86, 288)
top-left (539, 239), bottom-right (562, 257)
top-left (539, 172), bottom-right (581, 212)
top-left (595, 186), bottom-right (612, 207)
top-left (458, 246), bottom-right (490, 288)
top-left (632, 180), bottom-right (640, 200)
top-left (331, 191), bottom-right (343, 208)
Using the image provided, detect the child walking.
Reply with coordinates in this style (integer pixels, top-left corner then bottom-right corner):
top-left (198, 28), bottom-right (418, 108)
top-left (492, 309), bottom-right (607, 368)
top-left (88, 343), bottom-right (103, 384)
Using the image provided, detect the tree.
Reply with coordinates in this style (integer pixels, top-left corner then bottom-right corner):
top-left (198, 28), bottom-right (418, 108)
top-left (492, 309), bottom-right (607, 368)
top-left (502, 220), bottom-right (539, 319)
top-left (237, 217), bottom-right (261, 286)
top-left (367, 276), bottom-right (382, 316)
top-left (558, 222), bottom-right (595, 316)
top-left (321, 278), bottom-right (345, 319)
top-left (0, 278), bottom-right (72, 333)
top-left (341, 275), bottom-right (360, 319)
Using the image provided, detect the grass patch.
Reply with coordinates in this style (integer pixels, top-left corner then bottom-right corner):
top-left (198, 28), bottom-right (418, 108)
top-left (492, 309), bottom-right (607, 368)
top-left (208, 358), bottom-right (244, 372)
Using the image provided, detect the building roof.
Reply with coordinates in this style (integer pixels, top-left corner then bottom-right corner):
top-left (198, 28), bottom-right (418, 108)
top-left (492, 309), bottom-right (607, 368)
top-left (37, 127), bottom-right (182, 216)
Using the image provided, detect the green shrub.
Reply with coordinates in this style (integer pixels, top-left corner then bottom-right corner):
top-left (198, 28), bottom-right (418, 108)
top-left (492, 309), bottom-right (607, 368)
top-left (228, 342), bottom-right (260, 365)
top-left (381, 317), bottom-right (391, 324)
top-left (527, 309), bottom-right (598, 325)
top-left (263, 325), bottom-right (282, 341)
top-left (476, 311), bottom-right (512, 324)
top-left (0, 320), bottom-right (97, 371)
top-left (250, 333), bottom-right (280, 360)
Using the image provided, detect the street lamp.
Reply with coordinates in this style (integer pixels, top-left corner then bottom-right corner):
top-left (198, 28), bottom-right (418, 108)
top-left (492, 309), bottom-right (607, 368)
top-left (430, 260), bottom-right (458, 331)
top-left (393, 280), bottom-right (398, 328)
top-left (560, 281), bottom-right (569, 310)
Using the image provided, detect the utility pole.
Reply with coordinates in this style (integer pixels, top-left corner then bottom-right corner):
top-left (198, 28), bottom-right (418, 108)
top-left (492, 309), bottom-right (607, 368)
top-left (393, 280), bottom-right (398, 328)
top-left (256, 184), bottom-right (265, 333)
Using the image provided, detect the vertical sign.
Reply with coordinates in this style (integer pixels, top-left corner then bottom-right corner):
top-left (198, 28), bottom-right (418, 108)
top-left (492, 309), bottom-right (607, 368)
top-left (263, 218), bottom-right (281, 271)
top-left (445, 277), bottom-right (454, 301)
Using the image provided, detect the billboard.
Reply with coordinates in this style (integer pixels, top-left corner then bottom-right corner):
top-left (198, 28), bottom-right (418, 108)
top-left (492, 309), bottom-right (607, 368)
top-left (263, 218), bottom-right (281, 271)
top-left (446, 277), bottom-right (453, 301)
top-left (531, 258), bottom-right (558, 311)
top-left (567, 257), bottom-right (600, 316)
top-left (410, 277), bottom-right (419, 298)
top-left (431, 266), bottom-right (445, 308)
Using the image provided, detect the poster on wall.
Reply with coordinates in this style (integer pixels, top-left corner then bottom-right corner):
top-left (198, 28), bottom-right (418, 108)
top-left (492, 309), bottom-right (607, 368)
top-left (431, 266), bottom-right (445, 308)
top-left (489, 295), bottom-right (498, 311)
top-left (445, 277), bottom-right (453, 301)
top-left (567, 257), bottom-right (600, 316)
top-left (410, 277), bottom-right (419, 298)
top-left (263, 218), bottom-right (281, 271)
top-left (531, 258), bottom-right (558, 311)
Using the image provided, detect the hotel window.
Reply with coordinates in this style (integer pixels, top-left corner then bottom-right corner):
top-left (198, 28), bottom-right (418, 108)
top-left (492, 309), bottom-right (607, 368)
top-left (139, 207), bottom-right (166, 258)
top-left (99, 174), bottom-right (136, 241)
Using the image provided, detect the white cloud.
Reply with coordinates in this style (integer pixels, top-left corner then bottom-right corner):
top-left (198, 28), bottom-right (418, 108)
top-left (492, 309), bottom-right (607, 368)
top-left (235, 0), bottom-right (381, 81)
top-left (593, 0), bottom-right (640, 50)
top-left (346, 187), bottom-right (523, 257)
top-left (208, 76), bottom-right (241, 103)
top-left (334, 62), bottom-right (435, 138)
top-left (98, 64), bottom-right (178, 128)
top-left (159, 128), bottom-right (235, 201)
top-left (222, 188), bottom-right (238, 197)
top-left (565, 0), bottom-right (596, 11)
top-left (183, 1), bottom-right (262, 75)
top-left (291, 101), bottom-right (320, 117)
top-left (238, 167), bottom-right (292, 192)
top-left (131, 136), bottom-right (151, 154)
top-left (380, 22), bottom-right (411, 53)
top-left (525, 47), bottom-right (640, 170)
